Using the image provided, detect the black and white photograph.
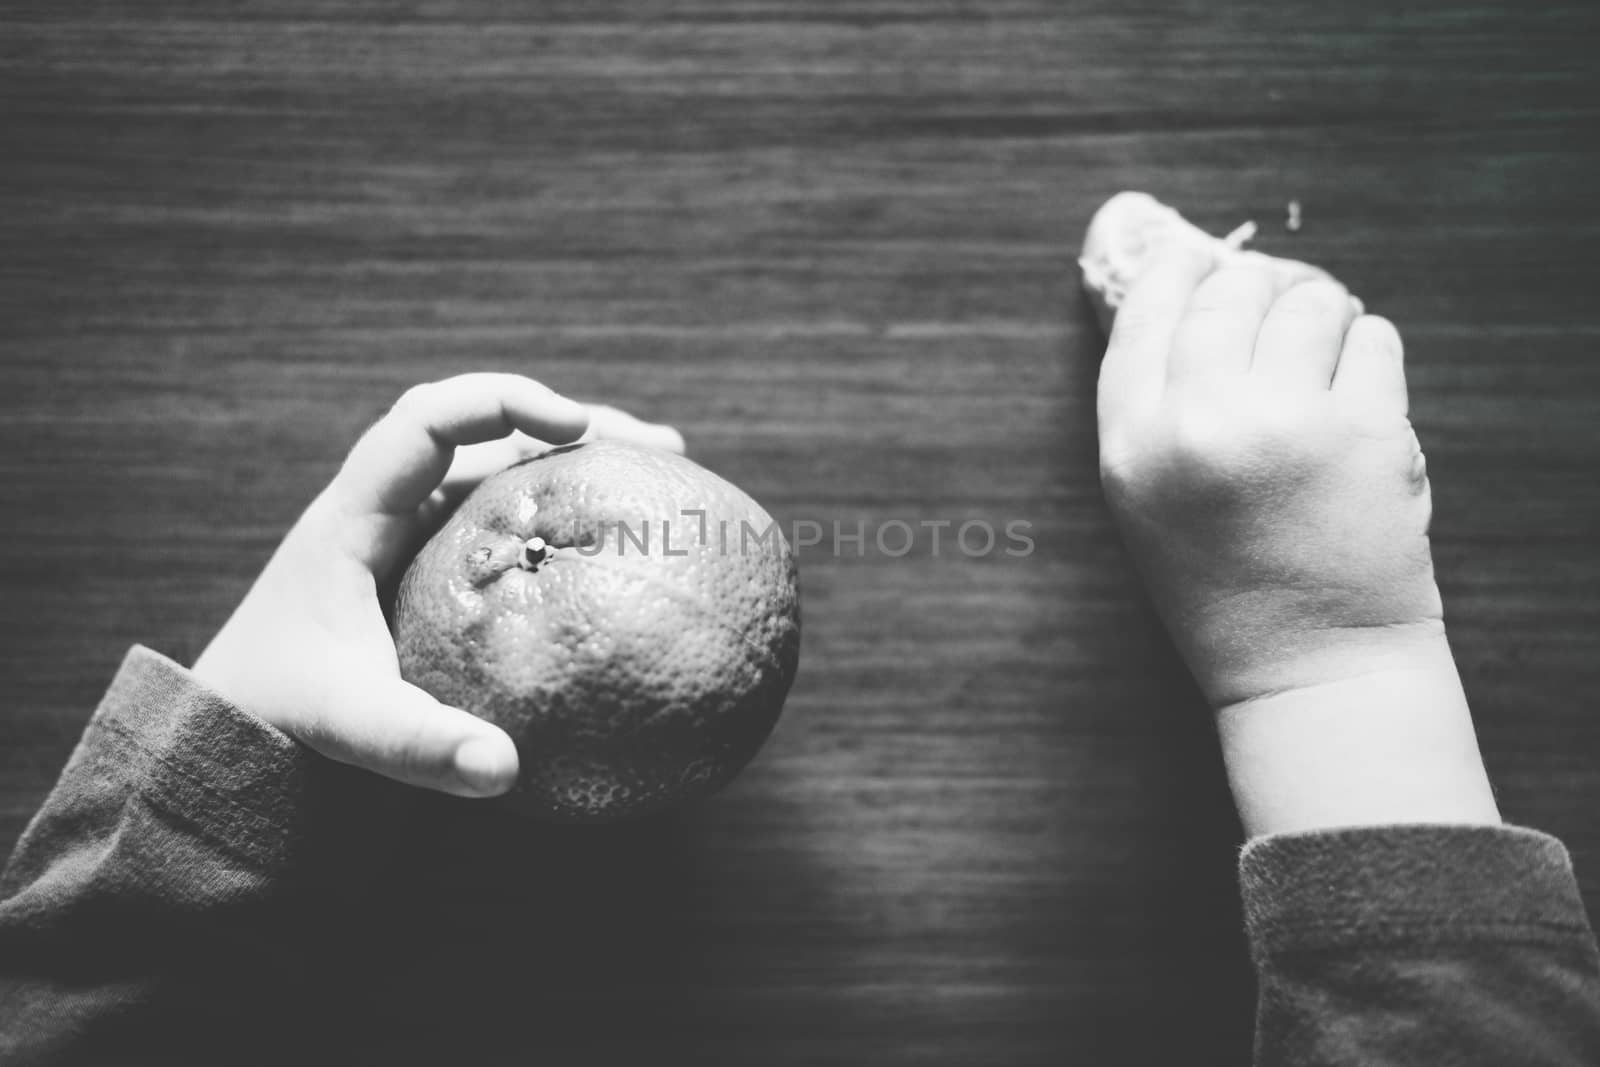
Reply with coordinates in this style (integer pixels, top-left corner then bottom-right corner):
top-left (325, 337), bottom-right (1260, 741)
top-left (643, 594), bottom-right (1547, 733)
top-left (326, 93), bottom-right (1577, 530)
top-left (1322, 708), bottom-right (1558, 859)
top-left (2, 2), bottom-right (1597, 1063)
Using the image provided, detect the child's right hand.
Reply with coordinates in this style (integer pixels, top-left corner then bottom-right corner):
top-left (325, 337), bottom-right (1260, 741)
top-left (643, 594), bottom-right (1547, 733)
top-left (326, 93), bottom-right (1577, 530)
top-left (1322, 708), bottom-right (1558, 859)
top-left (192, 374), bottom-right (684, 799)
top-left (1097, 242), bottom-right (1442, 709)
top-left (1097, 242), bottom-right (1500, 835)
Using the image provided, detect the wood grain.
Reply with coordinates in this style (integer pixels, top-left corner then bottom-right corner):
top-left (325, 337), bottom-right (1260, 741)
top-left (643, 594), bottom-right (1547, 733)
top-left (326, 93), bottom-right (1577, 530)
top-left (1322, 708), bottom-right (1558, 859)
top-left (3, 2), bottom-right (1598, 1062)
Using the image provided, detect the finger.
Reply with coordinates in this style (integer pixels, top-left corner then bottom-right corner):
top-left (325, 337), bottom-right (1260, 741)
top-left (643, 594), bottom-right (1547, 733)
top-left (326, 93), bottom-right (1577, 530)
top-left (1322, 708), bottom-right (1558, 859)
top-left (309, 677), bottom-right (522, 798)
top-left (439, 402), bottom-right (686, 499)
top-left (335, 374), bottom-right (590, 518)
top-left (1165, 264), bottom-right (1283, 385)
top-left (1332, 315), bottom-right (1409, 415)
top-left (439, 433), bottom-right (543, 494)
top-left (1251, 279), bottom-right (1362, 389)
top-left (577, 403), bottom-right (687, 455)
top-left (1099, 240), bottom-right (1216, 423)
top-left (1224, 250), bottom-right (1342, 295)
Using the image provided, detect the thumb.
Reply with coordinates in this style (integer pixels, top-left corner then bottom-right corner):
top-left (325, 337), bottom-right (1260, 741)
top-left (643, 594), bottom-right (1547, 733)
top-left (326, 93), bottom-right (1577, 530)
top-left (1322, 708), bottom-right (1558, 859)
top-left (315, 678), bottom-right (521, 798)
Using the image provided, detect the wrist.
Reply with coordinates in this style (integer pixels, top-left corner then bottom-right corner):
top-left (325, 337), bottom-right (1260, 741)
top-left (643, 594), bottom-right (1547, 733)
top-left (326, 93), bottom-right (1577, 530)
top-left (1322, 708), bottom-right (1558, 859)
top-left (1214, 631), bottom-right (1500, 838)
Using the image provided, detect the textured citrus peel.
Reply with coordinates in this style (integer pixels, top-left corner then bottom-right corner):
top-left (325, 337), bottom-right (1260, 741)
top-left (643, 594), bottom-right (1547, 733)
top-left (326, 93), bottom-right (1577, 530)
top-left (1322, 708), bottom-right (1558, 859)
top-left (394, 439), bottom-right (801, 822)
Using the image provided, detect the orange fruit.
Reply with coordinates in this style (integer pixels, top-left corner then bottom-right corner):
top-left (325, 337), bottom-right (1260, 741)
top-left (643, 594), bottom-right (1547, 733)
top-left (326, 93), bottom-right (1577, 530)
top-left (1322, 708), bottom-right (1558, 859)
top-left (394, 439), bottom-right (801, 822)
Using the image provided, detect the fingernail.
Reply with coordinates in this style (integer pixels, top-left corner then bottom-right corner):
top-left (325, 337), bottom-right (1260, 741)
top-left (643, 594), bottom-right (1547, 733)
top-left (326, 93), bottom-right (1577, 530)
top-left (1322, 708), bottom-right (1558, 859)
top-left (454, 735), bottom-right (518, 796)
top-left (551, 397), bottom-right (591, 443)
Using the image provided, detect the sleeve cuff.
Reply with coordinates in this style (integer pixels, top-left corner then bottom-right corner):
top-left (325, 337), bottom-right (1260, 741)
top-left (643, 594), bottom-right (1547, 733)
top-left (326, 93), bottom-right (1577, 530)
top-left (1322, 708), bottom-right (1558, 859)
top-left (86, 645), bottom-right (318, 869)
top-left (1239, 823), bottom-right (1599, 962)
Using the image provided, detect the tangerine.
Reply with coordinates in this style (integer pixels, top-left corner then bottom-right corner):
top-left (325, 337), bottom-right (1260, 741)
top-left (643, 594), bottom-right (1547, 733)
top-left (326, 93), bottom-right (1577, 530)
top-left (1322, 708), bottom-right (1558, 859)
top-left (395, 440), bottom-right (800, 821)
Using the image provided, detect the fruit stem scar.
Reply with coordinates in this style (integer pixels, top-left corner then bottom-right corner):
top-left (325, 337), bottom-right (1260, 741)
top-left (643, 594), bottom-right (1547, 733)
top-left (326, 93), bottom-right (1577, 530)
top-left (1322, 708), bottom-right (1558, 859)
top-left (519, 536), bottom-right (550, 571)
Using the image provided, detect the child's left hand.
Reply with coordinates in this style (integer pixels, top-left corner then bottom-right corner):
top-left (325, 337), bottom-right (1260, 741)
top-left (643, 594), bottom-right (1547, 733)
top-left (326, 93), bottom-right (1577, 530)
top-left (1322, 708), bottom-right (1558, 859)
top-left (192, 373), bottom-right (685, 799)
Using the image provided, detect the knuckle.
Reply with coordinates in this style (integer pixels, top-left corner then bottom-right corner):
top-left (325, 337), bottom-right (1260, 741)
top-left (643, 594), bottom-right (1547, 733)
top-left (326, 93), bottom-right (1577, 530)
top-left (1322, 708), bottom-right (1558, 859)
top-left (1166, 404), bottom-right (1236, 468)
top-left (1275, 279), bottom-right (1349, 317)
top-left (1106, 304), bottom-right (1164, 346)
top-left (1161, 396), bottom-right (1291, 489)
top-left (1356, 314), bottom-right (1404, 356)
top-left (1266, 256), bottom-right (1332, 290)
top-left (1188, 264), bottom-right (1274, 312)
top-left (392, 381), bottom-right (441, 416)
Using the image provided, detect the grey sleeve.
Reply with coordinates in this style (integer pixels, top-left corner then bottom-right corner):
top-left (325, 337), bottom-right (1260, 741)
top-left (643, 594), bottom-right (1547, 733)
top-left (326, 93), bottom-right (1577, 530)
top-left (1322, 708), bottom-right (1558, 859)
top-left (0, 646), bottom-right (320, 1065)
top-left (1242, 823), bottom-right (1600, 1066)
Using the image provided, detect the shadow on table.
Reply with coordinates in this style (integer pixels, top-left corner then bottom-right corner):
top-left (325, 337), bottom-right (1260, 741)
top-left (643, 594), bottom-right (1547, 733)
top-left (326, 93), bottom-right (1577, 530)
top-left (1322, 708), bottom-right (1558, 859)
top-left (299, 771), bottom-right (838, 1063)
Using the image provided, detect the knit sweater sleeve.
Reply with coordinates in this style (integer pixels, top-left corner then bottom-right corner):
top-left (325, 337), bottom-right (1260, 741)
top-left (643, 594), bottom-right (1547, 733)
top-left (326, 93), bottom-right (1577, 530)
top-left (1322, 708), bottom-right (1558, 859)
top-left (0, 646), bottom-right (322, 1065)
top-left (1241, 823), bottom-right (1600, 1065)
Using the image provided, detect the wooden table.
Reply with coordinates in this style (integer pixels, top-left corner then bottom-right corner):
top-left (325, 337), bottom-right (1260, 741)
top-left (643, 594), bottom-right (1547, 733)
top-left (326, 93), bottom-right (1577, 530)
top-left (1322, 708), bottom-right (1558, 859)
top-left (4, 2), bottom-right (1598, 1062)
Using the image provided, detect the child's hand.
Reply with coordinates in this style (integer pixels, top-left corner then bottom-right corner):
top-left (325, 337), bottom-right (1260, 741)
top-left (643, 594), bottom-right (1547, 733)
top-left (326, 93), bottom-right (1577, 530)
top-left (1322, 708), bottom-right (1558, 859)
top-left (1097, 244), bottom-right (1499, 835)
top-left (192, 373), bottom-right (684, 799)
top-left (1098, 243), bottom-right (1438, 708)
